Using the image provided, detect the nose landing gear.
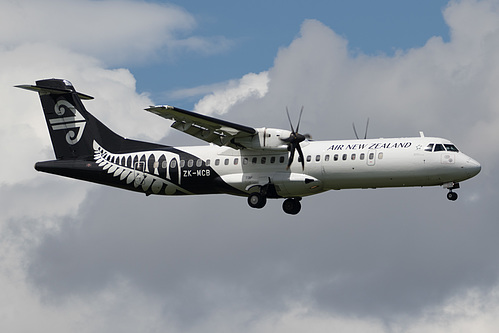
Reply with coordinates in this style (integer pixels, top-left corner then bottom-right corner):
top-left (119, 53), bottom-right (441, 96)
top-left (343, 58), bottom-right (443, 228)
top-left (443, 182), bottom-right (460, 201)
top-left (447, 191), bottom-right (458, 201)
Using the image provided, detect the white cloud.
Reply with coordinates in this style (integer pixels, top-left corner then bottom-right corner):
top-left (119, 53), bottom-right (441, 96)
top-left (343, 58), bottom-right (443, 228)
top-left (215, 9), bottom-right (499, 159)
top-left (1, 44), bottom-right (164, 186)
top-left (0, 0), bottom-right (229, 65)
top-left (192, 71), bottom-right (270, 115)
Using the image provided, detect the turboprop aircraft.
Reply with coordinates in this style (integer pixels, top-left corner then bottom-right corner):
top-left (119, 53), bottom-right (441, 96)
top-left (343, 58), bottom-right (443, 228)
top-left (17, 78), bottom-right (481, 215)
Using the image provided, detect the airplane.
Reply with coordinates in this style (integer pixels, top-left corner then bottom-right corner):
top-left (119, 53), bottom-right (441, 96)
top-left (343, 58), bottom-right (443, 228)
top-left (17, 78), bottom-right (481, 215)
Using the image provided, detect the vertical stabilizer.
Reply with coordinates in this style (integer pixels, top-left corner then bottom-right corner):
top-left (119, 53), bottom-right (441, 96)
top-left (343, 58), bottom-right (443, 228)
top-left (17, 79), bottom-right (125, 160)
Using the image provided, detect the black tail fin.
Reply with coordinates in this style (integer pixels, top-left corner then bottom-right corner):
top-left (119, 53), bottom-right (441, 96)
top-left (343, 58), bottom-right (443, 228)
top-left (17, 79), bottom-right (127, 160)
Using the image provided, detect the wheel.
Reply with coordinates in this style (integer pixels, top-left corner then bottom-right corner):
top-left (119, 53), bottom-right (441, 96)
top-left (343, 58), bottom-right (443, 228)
top-left (447, 191), bottom-right (458, 201)
top-left (248, 192), bottom-right (267, 209)
top-left (282, 198), bottom-right (301, 215)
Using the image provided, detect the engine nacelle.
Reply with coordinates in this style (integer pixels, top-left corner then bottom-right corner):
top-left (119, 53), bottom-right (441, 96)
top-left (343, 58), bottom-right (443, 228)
top-left (234, 127), bottom-right (292, 150)
top-left (258, 127), bottom-right (293, 149)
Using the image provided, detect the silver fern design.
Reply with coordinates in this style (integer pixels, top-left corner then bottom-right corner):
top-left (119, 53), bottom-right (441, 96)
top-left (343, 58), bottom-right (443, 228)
top-left (93, 141), bottom-right (191, 195)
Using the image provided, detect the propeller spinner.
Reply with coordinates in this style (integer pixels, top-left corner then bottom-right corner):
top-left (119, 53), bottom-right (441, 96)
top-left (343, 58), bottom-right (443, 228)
top-left (281, 107), bottom-right (310, 170)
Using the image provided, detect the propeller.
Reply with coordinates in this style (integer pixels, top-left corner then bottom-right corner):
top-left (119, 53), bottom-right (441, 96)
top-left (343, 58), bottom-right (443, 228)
top-left (281, 106), bottom-right (310, 170)
top-left (352, 118), bottom-right (370, 140)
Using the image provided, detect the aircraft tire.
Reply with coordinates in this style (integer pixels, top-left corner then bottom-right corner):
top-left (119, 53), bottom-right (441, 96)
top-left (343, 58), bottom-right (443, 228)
top-left (282, 198), bottom-right (301, 215)
top-left (248, 192), bottom-right (267, 209)
top-left (447, 191), bottom-right (458, 201)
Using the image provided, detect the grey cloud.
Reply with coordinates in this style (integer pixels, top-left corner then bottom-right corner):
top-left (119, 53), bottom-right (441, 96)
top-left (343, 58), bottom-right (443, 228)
top-left (27, 181), bottom-right (497, 325)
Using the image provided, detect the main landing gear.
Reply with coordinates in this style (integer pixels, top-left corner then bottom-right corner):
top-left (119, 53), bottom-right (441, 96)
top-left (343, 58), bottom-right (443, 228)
top-left (247, 192), bottom-right (267, 209)
top-left (444, 182), bottom-right (460, 201)
top-left (247, 185), bottom-right (302, 215)
top-left (282, 198), bottom-right (302, 215)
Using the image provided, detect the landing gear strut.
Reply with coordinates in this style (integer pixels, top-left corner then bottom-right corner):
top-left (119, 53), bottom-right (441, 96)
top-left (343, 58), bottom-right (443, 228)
top-left (282, 198), bottom-right (302, 215)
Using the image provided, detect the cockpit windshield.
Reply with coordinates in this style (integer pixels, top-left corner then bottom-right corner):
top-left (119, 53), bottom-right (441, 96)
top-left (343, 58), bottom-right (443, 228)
top-left (424, 143), bottom-right (459, 152)
top-left (444, 144), bottom-right (459, 152)
top-left (434, 144), bottom-right (446, 152)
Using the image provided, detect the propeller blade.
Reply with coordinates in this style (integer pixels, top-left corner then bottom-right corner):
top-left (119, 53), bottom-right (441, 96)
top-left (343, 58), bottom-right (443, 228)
top-left (286, 107), bottom-right (295, 134)
top-left (295, 106), bottom-right (304, 133)
top-left (286, 143), bottom-right (296, 170)
top-left (352, 122), bottom-right (360, 140)
top-left (364, 118), bottom-right (370, 140)
top-left (283, 106), bottom-right (309, 171)
top-left (295, 142), bottom-right (305, 170)
top-left (352, 118), bottom-right (370, 139)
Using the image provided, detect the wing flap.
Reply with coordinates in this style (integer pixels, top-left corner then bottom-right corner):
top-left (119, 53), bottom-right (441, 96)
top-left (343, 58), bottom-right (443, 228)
top-left (146, 105), bottom-right (257, 149)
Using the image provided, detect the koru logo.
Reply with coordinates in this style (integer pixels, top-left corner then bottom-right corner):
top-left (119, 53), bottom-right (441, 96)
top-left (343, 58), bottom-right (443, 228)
top-left (49, 100), bottom-right (86, 145)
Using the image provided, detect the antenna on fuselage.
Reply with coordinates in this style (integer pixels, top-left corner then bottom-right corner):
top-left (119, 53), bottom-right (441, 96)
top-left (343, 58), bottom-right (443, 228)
top-left (352, 118), bottom-right (370, 140)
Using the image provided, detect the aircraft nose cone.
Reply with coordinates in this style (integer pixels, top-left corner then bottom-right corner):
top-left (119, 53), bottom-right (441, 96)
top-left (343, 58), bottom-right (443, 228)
top-left (466, 157), bottom-right (481, 177)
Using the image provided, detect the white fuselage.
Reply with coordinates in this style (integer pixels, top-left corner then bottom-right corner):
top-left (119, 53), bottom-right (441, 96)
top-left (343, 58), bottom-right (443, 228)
top-left (177, 136), bottom-right (481, 198)
top-left (22, 78), bottom-right (482, 215)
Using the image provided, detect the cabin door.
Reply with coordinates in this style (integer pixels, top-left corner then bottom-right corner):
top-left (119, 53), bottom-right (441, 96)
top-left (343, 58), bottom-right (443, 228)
top-left (133, 161), bottom-right (146, 186)
top-left (367, 150), bottom-right (376, 166)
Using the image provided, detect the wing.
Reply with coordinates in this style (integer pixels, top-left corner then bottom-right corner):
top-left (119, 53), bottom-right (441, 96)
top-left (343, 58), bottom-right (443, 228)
top-left (145, 105), bottom-right (257, 149)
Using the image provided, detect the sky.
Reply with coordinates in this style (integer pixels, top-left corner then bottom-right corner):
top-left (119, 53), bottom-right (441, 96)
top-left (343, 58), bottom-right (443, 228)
top-left (1, 0), bottom-right (499, 332)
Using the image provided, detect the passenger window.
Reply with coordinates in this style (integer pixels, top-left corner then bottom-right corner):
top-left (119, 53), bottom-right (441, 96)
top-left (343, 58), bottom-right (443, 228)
top-left (307, 155), bottom-right (312, 162)
top-left (378, 152), bottom-right (384, 159)
top-left (196, 159), bottom-right (203, 167)
top-left (316, 155), bottom-right (320, 162)
top-left (215, 159), bottom-right (220, 166)
top-left (180, 160), bottom-right (185, 168)
top-left (369, 153), bottom-right (374, 160)
top-left (162, 161), bottom-right (168, 168)
top-left (243, 157), bottom-right (248, 165)
top-left (444, 144), bottom-right (459, 152)
top-left (205, 159), bottom-right (210, 167)
top-left (334, 154), bottom-right (339, 161)
top-left (325, 154), bottom-right (330, 162)
top-left (224, 158), bottom-right (229, 165)
top-left (360, 153), bottom-right (365, 160)
top-left (261, 157), bottom-right (266, 164)
top-left (434, 144), bottom-right (445, 152)
top-left (425, 144), bottom-right (434, 152)
top-left (234, 158), bottom-right (239, 165)
top-left (342, 154), bottom-right (347, 161)
top-left (351, 154), bottom-right (356, 160)
top-left (187, 159), bottom-right (194, 167)
top-left (252, 157), bottom-right (257, 164)
top-left (279, 156), bottom-right (285, 163)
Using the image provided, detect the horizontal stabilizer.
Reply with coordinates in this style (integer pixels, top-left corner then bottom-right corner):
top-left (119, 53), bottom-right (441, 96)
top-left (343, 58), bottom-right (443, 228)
top-left (15, 84), bottom-right (94, 100)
